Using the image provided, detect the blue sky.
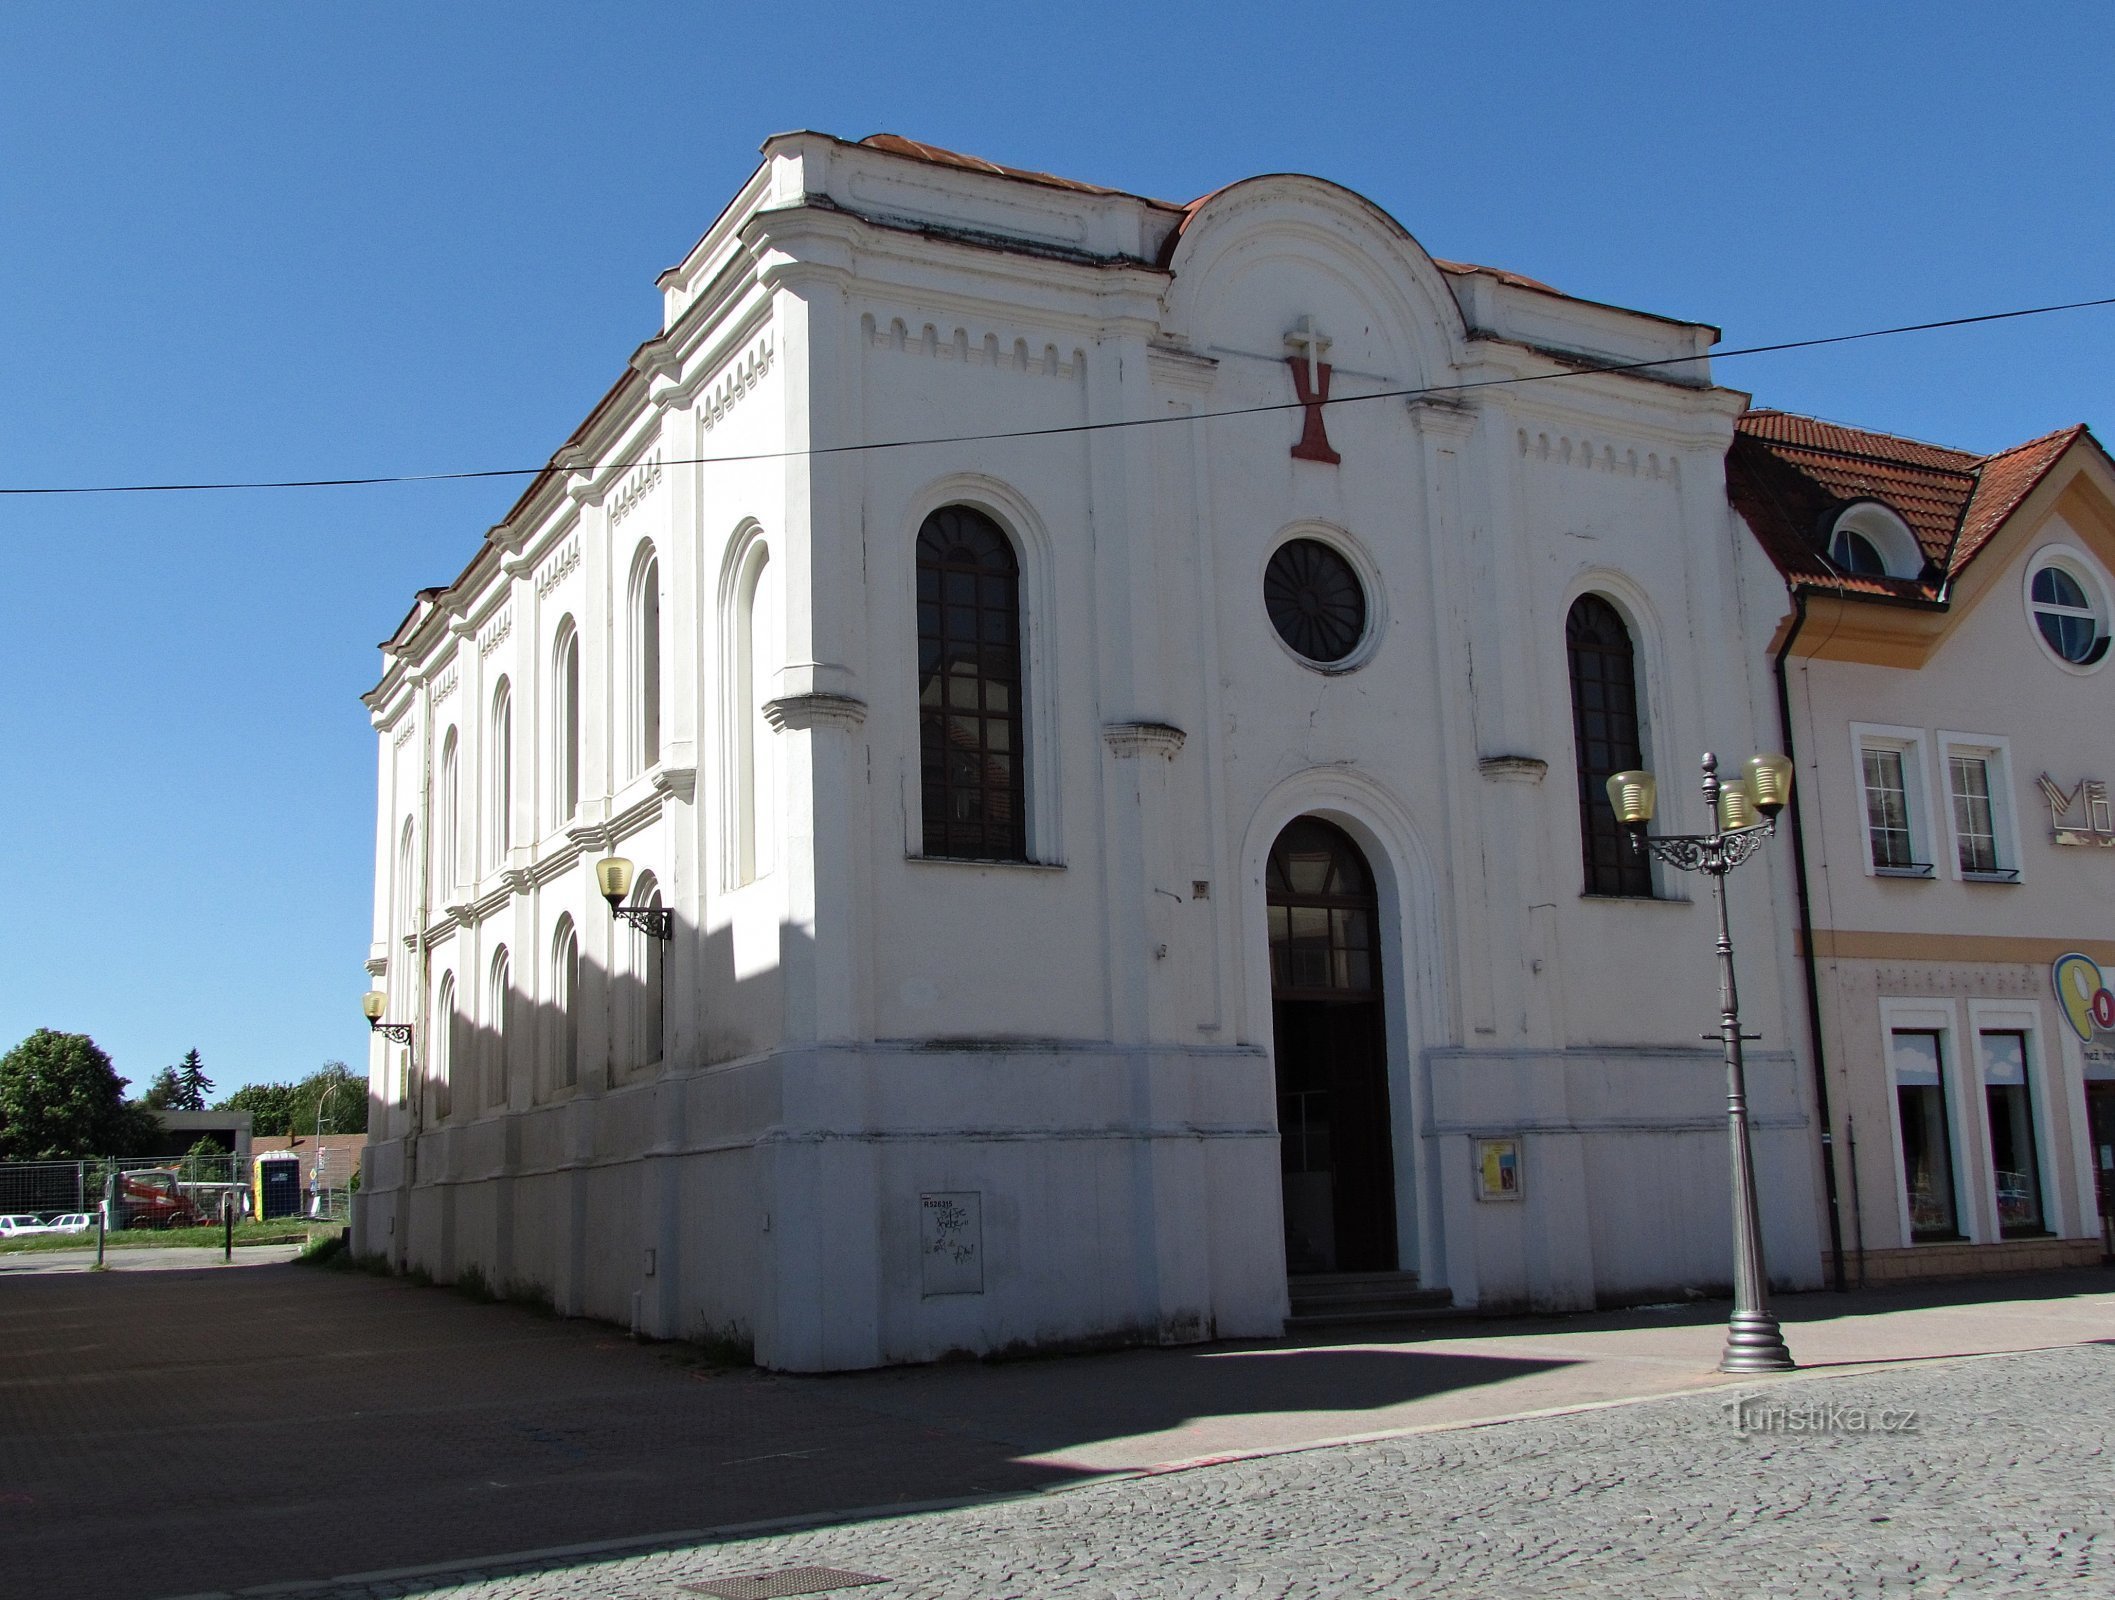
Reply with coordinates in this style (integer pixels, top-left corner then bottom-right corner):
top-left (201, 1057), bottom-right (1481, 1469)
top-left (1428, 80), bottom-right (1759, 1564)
top-left (2, 3), bottom-right (2108, 1096)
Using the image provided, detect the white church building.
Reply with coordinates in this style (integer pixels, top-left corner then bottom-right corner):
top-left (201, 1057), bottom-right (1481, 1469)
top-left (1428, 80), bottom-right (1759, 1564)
top-left (355, 132), bottom-right (1825, 1370)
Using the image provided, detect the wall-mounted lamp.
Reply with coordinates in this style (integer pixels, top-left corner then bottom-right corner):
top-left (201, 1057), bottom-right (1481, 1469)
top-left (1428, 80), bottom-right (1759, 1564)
top-left (361, 990), bottom-right (415, 1047)
top-left (596, 856), bottom-right (673, 941)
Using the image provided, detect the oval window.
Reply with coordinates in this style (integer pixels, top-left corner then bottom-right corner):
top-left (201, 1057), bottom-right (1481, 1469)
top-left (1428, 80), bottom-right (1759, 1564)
top-left (1265, 539), bottom-right (1367, 666)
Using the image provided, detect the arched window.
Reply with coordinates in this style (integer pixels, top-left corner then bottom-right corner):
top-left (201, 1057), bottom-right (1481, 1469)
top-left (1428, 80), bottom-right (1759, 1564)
top-left (735, 538), bottom-right (778, 883)
top-left (1566, 595), bottom-right (1653, 897)
top-left (487, 947), bottom-right (512, 1109)
top-left (551, 917), bottom-right (578, 1094)
top-left (434, 972), bottom-right (457, 1121)
top-left (617, 872), bottom-right (664, 1075)
top-left (917, 506), bottom-right (1027, 861)
top-left (437, 729), bottom-right (459, 896)
top-left (396, 818), bottom-right (417, 943)
top-left (490, 678), bottom-right (513, 866)
top-left (631, 549), bottom-right (661, 774)
top-left (553, 620), bottom-right (580, 824)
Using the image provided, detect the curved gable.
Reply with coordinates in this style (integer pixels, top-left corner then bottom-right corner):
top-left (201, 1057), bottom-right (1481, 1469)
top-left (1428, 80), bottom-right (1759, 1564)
top-left (1159, 174), bottom-right (1468, 392)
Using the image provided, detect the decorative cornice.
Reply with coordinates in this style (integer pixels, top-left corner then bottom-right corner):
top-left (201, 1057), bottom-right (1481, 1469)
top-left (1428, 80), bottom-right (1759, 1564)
top-left (1102, 721), bottom-right (1187, 759)
top-left (392, 719), bottom-right (417, 751)
top-left (478, 608), bottom-right (512, 658)
top-left (1478, 755), bottom-right (1549, 784)
top-left (699, 335), bottom-right (774, 432)
top-left (365, 955), bottom-right (388, 978)
top-left (566, 821), bottom-right (615, 853)
top-left (764, 692), bottom-right (869, 731)
top-left (1517, 428), bottom-right (1679, 482)
top-left (430, 666), bottom-right (458, 706)
top-left (651, 766), bottom-right (699, 802)
top-left (535, 537), bottom-right (581, 597)
top-left (607, 450), bottom-right (663, 526)
top-left (863, 314), bottom-right (1085, 382)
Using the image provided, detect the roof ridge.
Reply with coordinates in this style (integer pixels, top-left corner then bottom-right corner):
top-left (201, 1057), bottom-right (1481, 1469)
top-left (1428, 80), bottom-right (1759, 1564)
top-left (1741, 407), bottom-right (1983, 464)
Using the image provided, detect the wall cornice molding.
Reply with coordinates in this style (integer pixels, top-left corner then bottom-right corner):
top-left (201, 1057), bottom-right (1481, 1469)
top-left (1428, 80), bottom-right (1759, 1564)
top-left (764, 692), bottom-right (869, 732)
top-left (1478, 755), bottom-right (1549, 784)
top-left (1102, 721), bottom-right (1187, 759)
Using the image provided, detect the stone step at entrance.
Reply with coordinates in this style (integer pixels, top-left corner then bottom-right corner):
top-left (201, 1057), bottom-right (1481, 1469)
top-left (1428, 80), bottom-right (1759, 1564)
top-left (1286, 1270), bottom-right (1455, 1331)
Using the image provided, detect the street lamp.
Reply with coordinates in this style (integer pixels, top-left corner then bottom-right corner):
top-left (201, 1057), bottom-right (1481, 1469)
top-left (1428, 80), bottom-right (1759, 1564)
top-left (596, 856), bottom-right (673, 940)
top-left (361, 990), bottom-right (414, 1047)
top-left (1606, 751), bottom-right (1798, 1375)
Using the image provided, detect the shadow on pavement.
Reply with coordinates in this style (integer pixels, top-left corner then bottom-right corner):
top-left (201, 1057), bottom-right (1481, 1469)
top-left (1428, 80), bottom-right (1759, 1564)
top-left (0, 1263), bottom-right (1567, 1600)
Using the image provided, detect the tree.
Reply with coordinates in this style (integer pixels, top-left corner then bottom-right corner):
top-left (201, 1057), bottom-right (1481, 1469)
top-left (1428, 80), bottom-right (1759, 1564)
top-left (0, 1030), bottom-right (157, 1159)
top-left (214, 1062), bottom-right (367, 1138)
top-left (174, 1049), bottom-right (211, 1111)
top-left (218, 1080), bottom-right (300, 1137)
top-left (141, 1066), bottom-right (183, 1110)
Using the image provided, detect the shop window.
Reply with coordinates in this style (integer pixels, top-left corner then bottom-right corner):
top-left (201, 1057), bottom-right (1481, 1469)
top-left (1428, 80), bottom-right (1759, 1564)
top-left (1891, 1029), bottom-right (1959, 1240)
top-left (1979, 1031), bottom-right (2046, 1236)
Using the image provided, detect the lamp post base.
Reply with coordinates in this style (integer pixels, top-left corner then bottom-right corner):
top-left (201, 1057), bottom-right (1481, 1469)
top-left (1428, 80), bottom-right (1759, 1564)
top-left (1719, 1310), bottom-right (1796, 1373)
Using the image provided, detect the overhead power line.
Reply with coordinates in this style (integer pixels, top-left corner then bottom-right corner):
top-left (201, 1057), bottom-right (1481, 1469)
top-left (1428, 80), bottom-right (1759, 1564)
top-left (3, 294), bottom-right (2111, 498)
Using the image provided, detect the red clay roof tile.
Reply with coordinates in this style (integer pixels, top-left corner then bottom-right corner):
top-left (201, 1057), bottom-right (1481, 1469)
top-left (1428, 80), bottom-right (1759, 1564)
top-left (1730, 411), bottom-right (2091, 603)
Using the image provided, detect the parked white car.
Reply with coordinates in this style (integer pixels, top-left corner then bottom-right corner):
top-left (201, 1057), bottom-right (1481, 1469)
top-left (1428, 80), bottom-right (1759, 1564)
top-left (0, 1214), bottom-right (48, 1238)
top-left (43, 1213), bottom-right (95, 1235)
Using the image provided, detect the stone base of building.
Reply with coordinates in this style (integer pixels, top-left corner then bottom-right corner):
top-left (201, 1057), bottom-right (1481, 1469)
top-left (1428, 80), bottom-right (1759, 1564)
top-left (1832, 1236), bottom-right (2107, 1286)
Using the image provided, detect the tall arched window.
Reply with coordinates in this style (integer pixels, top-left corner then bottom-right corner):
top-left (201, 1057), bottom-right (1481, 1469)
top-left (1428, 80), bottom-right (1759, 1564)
top-left (917, 505), bottom-right (1026, 861)
top-left (1566, 595), bottom-right (1653, 897)
top-left (396, 818), bottom-right (417, 943)
top-left (489, 678), bottom-right (513, 866)
top-left (735, 538), bottom-right (778, 882)
top-left (553, 620), bottom-right (580, 824)
top-left (631, 549), bottom-right (661, 774)
top-left (617, 872), bottom-right (665, 1075)
top-left (487, 947), bottom-right (512, 1109)
top-left (437, 729), bottom-right (459, 897)
top-left (551, 917), bottom-right (578, 1094)
top-left (434, 972), bottom-right (457, 1121)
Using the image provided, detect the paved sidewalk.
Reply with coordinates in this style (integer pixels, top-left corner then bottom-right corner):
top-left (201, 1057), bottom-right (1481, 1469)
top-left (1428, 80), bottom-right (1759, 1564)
top-left (0, 1242), bottom-right (304, 1275)
top-left (0, 1262), bottom-right (2108, 1599)
top-left (252, 1343), bottom-right (2115, 1600)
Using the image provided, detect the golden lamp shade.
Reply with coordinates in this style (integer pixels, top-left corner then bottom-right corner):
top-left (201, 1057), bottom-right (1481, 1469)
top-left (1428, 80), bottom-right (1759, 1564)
top-left (596, 855), bottom-right (635, 908)
top-left (361, 990), bottom-right (388, 1023)
top-left (1744, 753), bottom-right (1794, 817)
top-left (1716, 777), bottom-right (1761, 833)
top-left (1605, 769), bottom-right (1657, 827)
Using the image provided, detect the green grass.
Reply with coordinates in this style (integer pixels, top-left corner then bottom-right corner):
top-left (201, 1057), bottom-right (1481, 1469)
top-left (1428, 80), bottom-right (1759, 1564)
top-left (0, 1219), bottom-right (320, 1254)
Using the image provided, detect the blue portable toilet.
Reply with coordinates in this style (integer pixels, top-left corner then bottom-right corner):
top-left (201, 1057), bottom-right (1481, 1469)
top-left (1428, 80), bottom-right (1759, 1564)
top-left (254, 1153), bottom-right (303, 1221)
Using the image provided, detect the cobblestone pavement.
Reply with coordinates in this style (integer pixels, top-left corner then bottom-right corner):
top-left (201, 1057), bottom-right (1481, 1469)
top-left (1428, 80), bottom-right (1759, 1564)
top-left (229, 1343), bottom-right (2115, 1600)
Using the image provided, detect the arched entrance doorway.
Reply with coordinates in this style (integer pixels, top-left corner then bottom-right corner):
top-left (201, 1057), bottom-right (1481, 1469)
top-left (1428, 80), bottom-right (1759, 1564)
top-left (1267, 817), bottom-right (1399, 1274)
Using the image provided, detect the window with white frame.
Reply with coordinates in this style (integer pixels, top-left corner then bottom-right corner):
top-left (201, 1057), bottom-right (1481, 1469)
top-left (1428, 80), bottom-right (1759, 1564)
top-left (1853, 727), bottom-right (1932, 877)
top-left (487, 947), bottom-right (512, 1110)
top-left (434, 971), bottom-right (457, 1122)
top-left (489, 678), bottom-right (513, 867)
top-left (1889, 1027), bottom-right (1960, 1240)
top-left (437, 729), bottom-right (460, 896)
top-left (553, 620), bottom-right (580, 826)
top-left (630, 547), bottom-right (662, 776)
top-left (2025, 550), bottom-right (2110, 669)
top-left (1977, 1029), bottom-right (2047, 1236)
top-left (1939, 735), bottom-right (2020, 882)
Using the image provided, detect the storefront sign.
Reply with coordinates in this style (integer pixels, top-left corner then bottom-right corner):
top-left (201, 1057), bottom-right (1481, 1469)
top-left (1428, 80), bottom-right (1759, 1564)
top-left (2053, 952), bottom-right (2115, 1071)
top-left (2036, 774), bottom-right (2114, 847)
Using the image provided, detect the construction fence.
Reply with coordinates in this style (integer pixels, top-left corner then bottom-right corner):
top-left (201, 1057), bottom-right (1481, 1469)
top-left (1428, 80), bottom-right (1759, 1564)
top-left (0, 1151), bottom-right (355, 1231)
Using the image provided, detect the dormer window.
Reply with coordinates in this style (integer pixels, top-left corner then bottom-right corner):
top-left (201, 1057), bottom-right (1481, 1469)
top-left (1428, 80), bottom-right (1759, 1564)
top-left (1830, 528), bottom-right (1887, 576)
top-left (1826, 501), bottom-right (1920, 581)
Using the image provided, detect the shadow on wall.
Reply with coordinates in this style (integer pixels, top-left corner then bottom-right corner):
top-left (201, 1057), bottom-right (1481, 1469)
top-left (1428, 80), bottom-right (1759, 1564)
top-left (370, 907), bottom-right (799, 1132)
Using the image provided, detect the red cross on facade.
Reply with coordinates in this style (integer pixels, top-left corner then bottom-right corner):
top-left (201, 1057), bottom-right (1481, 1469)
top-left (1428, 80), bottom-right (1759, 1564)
top-left (1285, 316), bottom-right (1341, 465)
